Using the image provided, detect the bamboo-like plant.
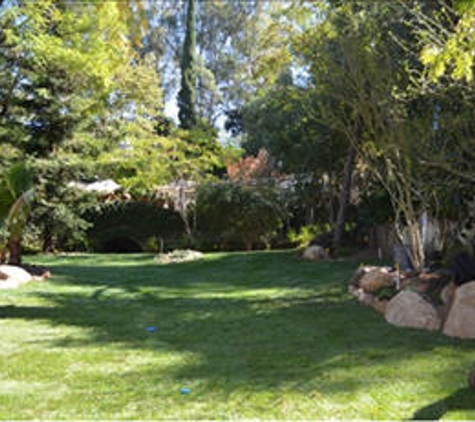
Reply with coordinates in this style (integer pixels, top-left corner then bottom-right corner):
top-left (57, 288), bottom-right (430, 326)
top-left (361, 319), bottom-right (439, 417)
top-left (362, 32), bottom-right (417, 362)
top-left (0, 163), bottom-right (34, 264)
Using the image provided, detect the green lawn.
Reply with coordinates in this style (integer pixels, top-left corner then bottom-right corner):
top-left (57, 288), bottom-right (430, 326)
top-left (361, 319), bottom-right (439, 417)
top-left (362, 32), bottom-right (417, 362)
top-left (0, 250), bottom-right (474, 419)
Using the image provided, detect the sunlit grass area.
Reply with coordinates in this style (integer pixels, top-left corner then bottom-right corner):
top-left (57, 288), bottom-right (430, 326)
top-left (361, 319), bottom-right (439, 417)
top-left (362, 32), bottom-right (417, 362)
top-left (0, 251), bottom-right (474, 419)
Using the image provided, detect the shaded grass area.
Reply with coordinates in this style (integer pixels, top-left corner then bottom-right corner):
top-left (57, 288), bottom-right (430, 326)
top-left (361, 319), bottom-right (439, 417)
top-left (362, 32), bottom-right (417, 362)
top-left (0, 250), bottom-right (474, 419)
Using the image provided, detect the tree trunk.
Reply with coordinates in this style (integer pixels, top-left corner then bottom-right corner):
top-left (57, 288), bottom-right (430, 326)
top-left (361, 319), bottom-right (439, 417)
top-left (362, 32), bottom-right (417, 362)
top-left (7, 237), bottom-right (22, 265)
top-left (42, 226), bottom-right (54, 253)
top-left (407, 219), bottom-right (425, 270)
top-left (0, 246), bottom-right (6, 264)
top-left (244, 236), bottom-right (253, 251)
top-left (332, 146), bottom-right (356, 252)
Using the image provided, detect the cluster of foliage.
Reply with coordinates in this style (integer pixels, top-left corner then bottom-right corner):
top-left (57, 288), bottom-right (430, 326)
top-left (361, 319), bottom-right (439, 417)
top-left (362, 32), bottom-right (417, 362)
top-left (420, 0), bottom-right (475, 82)
top-left (3, 0), bottom-right (475, 263)
top-left (287, 223), bottom-right (332, 249)
top-left (0, 0), bottom-right (157, 260)
top-left (226, 149), bottom-right (274, 182)
top-left (0, 0), bottom-right (224, 261)
top-left (222, 0), bottom-right (475, 267)
top-left (196, 182), bottom-right (284, 251)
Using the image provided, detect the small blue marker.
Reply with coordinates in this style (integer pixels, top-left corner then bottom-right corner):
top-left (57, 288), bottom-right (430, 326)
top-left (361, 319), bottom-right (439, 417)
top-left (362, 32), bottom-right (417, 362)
top-left (145, 326), bottom-right (156, 332)
top-left (181, 387), bottom-right (191, 395)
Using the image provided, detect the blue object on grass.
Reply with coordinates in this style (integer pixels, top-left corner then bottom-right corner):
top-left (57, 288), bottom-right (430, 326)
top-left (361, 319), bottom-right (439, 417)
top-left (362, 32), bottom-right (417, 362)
top-left (181, 387), bottom-right (191, 395)
top-left (145, 326), bottom-right (156, 332)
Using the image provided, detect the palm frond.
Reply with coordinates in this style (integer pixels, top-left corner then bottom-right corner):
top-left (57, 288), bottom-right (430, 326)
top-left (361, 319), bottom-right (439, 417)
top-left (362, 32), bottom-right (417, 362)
top-left (0, 162), bottom-right (34, 230)
top-left (6, 162), bottom-right (34, 198)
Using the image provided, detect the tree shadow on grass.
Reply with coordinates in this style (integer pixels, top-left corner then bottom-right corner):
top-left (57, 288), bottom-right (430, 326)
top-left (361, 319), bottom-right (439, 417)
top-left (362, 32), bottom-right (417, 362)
top-left (412, 388), bottom-right (475, 420)
top-left (1, 252), bottom-right (474, 401)
top-left (39, 250), bottom-right (355, 291)
top-left (1, 289), bottom-right (472, 395)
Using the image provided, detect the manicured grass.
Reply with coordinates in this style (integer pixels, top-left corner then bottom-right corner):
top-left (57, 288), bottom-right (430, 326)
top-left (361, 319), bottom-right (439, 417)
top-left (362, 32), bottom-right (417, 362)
top-left (0, 250), bottom-right (474, 419)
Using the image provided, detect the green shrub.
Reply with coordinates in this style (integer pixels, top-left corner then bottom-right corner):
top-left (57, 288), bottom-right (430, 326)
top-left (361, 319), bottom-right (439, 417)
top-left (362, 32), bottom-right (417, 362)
top-left (196, 182), bottom-right (284, 251)
top-left (287, 223), bottom-right (332, 248)
top-left (86, 202), bottom-right (185, 252)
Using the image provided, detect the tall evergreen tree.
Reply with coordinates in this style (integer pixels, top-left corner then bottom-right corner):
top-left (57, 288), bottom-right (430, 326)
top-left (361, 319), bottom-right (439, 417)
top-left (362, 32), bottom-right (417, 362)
top-left (178, 0), bottom-right (198, 129)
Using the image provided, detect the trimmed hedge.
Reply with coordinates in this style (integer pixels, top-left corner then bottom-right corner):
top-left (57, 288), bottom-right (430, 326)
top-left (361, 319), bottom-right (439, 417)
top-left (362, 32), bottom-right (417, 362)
top-left (86, 202), bottom-right (185, 252)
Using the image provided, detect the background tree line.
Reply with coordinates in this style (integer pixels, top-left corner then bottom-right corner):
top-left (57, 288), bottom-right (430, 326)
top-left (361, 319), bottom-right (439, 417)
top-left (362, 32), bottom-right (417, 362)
top-left (1, 0), bottom-right (475, 268)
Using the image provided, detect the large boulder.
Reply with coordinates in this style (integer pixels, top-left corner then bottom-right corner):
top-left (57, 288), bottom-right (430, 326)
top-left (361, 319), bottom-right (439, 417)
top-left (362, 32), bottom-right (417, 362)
top-left (385, 290), bottom-right (441, 331)
top-left (348, 265), bottom-right (386, 287)
top-left (359, 269), bottom-right (394, 293)
top-left (0, 265), bottom-right (33, 289)
top-left (443, 281), bottom-right (475, 339)
top-left (437, 281), bottom-right (458, 321)
top-left (441, 281), bottom-right (457, 305)
top-left (302, 245), bottom-right (329, 262)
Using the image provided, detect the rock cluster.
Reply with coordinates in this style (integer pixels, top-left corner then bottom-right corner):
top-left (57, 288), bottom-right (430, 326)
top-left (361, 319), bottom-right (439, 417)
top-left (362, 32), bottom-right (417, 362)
top-left (349, 265), bottom-right (475, 339)
top-left (348, 266), bottom-right (395, 315)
